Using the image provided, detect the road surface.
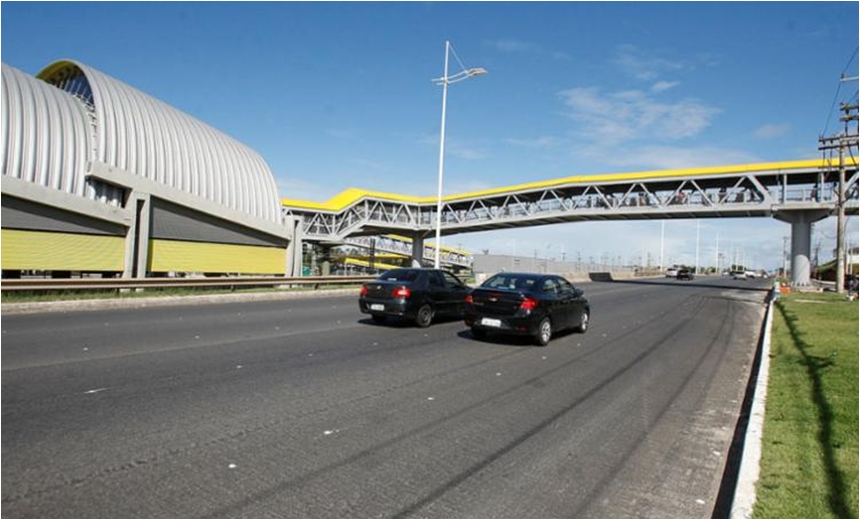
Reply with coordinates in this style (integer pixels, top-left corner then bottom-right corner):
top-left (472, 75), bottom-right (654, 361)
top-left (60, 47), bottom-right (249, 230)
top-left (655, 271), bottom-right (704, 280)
top-left (2, 277), bottom-right (770, 517)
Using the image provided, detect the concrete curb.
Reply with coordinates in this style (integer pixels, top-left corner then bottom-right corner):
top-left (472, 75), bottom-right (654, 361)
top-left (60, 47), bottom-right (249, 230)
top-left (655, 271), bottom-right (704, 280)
top-left (729, 289), bottom-right (776, 518)
top-left (1, 287), bottom-right (361, 315)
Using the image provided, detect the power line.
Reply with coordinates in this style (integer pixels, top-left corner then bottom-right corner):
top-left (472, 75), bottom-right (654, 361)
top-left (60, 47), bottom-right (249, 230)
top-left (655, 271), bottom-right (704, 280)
top-left (822, 47), bottom-right (859, 136)
top-left (840, 46), bottom-right (858, 77)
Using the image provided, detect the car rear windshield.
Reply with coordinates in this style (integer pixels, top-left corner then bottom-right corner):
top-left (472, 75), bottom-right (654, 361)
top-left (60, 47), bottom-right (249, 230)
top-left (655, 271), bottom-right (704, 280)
top-left (482, 274), bottom-right (539, 291)
top-left (378, 269), bottom-right (421, 282)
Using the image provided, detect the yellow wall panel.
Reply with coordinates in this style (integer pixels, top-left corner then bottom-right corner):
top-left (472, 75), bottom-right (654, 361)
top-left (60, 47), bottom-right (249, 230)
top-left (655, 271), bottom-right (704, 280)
top-left (2, 229), bottom-right (124, 271)
top-left (148, 239), bottom-right (285, 275)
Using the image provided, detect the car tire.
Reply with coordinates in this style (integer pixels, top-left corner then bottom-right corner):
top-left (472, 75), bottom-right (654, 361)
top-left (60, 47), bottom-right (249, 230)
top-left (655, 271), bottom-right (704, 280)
top-left (535, 317), bottom-right (552, 346)
top-left (415, 304), bottom-right (434, 328)
top-left (471, 327), bottom-right (487, 340)
top-left (371, 314), bottom-right (386, 324)
top-left (575, 310), bottom-right (589, 333)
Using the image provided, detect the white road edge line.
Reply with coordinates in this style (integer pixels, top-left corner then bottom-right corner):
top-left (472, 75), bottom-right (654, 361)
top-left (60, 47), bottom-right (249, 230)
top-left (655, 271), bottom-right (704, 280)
top-left (730, 287), bottom-right (775, 519)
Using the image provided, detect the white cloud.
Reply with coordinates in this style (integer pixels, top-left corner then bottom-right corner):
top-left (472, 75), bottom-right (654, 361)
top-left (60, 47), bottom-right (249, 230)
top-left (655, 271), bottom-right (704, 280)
top-left (483, 39), bottom-right (569, 59)
top-left (448, 143), bottom-right (487, 160)
top-left (595, 145), bottom-right (760, 171)
top-left (613, 45), bottom-right (718, 82)
top-left (558, 86), bottom-right (721, 146)
top-left (613, 44), bottom-right (685, 81)
top-left (652, 81), bottom-right (680, 93)
top-left (753, 123), bottom-right (791, 139)
top-left (483, 39), bottom-right (541, 53)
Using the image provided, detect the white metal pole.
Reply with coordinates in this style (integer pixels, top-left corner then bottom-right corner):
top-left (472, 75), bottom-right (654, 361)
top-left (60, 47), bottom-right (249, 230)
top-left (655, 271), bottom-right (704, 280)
top-left (434, 41), bottom-right (450, 269)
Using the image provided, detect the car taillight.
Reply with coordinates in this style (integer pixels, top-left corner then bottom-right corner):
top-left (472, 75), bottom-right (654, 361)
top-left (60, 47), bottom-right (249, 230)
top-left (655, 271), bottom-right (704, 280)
top-left (520, 297), bottom-right (537, 311)
top-left (392, 286), bottom-right (411, 299)
top-left (360, 285), bottom-right (368, 296)
top-left (465, 294), bottom-right (474, 304)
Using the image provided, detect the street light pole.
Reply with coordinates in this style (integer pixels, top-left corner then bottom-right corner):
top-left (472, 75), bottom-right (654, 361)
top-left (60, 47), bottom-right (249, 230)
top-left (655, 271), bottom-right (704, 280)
top-left (695, 219), bottom-right (700, 275)
top-left (434, 42), bottom-right (451, 269)
top-left (432, 41), bottom-right (486, 269)
top-left (659, 220), bottom-right (665, 272)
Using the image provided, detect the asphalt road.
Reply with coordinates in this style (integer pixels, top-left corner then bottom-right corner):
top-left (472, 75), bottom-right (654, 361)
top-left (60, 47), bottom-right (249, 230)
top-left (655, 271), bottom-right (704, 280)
top-left (2, 277), bottom-right (771, 518)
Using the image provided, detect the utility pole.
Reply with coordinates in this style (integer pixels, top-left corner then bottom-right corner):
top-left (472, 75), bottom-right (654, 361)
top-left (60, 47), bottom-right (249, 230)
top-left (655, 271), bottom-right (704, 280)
top-left (818, 101), bottom-right (858, 294)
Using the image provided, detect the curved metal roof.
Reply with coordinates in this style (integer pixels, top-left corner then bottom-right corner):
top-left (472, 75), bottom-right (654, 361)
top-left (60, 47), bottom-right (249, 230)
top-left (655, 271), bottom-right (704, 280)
top-left (2, 62), bottom-right (95, 200)
top-left (2, 60), bottom-right (282, 225)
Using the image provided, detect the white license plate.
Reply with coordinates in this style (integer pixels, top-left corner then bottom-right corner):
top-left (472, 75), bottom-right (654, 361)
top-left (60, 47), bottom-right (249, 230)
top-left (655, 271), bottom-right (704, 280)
top-left (370, 304), bottom-right (385, 311)
top-left (481, 318), bottom-right (502, 328)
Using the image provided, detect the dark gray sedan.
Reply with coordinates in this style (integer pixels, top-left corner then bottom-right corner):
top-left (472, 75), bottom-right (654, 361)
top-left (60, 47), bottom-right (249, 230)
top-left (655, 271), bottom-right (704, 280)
top-left (359, 268), bottom-right (470, 327)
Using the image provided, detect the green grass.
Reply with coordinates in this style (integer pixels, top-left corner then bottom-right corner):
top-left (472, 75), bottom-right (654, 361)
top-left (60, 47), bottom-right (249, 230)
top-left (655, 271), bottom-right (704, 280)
top-left (754, 292), bottom-right (858, 518)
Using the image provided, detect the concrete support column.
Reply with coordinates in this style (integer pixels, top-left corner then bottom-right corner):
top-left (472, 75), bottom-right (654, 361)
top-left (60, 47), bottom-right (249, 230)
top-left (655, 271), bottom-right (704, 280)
top-left (775, 210), bottom-right (829, 287)
top-left (411, 234), bottom-right (425, 268)
top-left (285, 217), bottom-right (304, 277)
top-left (123, 193), bottom-right (151, 278)
top-left (789, 218), bottom-right (812, 286)
top-left (320, 245), bottom-right (332, 276)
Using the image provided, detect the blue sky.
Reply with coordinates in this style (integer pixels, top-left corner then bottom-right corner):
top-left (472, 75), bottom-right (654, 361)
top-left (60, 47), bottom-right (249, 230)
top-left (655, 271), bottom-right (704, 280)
top-left (2, 2), bottom-right (858, 270)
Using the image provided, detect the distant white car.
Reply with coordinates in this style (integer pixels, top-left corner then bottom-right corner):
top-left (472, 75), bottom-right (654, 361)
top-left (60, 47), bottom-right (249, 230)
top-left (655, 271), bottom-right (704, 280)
top-left (666, 268), bottom-right (679, 278)
top-left (744, 270), bottom-right (757, 279)
top-left (731, 271), bottom-right (747, 280)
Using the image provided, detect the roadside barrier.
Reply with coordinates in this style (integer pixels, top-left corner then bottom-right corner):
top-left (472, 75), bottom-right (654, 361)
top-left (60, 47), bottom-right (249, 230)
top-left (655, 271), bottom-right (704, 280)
top-left (0, 275), bottom-right (375, 293)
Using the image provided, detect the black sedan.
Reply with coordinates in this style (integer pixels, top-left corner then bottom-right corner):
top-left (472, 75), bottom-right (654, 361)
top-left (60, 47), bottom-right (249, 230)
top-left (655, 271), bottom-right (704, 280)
top-left (465, 272), bottom-right (590, 346)
top-left (676, 268), bottom-right (694, 280)
top-left (359, 268), bottom-right (470, 327)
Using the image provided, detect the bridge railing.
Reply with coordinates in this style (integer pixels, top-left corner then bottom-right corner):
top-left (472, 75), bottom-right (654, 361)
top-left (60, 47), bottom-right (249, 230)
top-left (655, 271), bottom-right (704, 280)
top-left (1, 275), bottom-right (375, 294)
top-left (285, 164), bottom-right (859, 240)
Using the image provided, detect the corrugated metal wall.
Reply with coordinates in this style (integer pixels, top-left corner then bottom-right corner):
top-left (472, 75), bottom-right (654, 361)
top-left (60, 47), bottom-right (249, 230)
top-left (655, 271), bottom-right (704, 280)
top-left (2, 229), bottom-right (124, 272)
top-left (147, 240), bottom-right (285, 274)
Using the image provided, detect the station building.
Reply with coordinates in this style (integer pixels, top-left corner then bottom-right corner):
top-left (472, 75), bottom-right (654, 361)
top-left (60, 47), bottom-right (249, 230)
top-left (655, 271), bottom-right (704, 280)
top-left (1, 60), bottom-right (296, 278)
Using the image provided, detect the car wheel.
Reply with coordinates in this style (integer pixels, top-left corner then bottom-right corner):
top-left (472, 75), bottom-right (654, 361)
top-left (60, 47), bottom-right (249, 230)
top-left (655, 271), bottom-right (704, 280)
top-left (371, 314), bottom-right (386, 324)
top-left (471, 327), bottom-right (487, 340)
top-left (415, 304), bottom-right (434, 328)
top-left (576, 310), bottom-right (589, 333)
top-left (535, 317), bottom-right (552, 346)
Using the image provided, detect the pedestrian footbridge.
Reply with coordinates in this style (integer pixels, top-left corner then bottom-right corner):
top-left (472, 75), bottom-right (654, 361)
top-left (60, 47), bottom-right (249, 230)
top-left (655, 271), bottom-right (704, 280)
top-left (282, 158), bottom-right (859, 284)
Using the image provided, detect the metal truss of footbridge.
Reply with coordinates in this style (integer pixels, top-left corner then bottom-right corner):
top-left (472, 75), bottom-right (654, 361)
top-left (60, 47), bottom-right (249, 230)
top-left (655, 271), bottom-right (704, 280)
top-left (282, 158), bottom-right (859, 284)
top-left (343, 235), bottom-right (472, 269)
